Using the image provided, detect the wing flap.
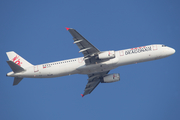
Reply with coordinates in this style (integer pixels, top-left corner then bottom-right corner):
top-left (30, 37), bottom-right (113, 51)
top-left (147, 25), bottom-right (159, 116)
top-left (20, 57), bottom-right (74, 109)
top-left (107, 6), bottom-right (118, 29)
top-left (67, 28), bottom-right (100, 64)
top-left (83, 78), bottom-right (101, 96)
top-left (81, 71), bottom-right (110, 97)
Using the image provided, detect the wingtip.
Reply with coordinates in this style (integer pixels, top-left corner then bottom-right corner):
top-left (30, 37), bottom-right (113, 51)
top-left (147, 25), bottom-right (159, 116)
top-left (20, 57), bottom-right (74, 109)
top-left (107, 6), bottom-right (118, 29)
top-left (81, 94), bottom-right (84, 97)
top-left (65, 27), bottom-right (70, 31)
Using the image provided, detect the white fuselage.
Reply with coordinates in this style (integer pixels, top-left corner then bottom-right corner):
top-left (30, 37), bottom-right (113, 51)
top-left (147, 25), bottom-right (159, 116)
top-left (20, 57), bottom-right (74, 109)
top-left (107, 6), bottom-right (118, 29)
top-left (7, 44), bottom-right (175, 78)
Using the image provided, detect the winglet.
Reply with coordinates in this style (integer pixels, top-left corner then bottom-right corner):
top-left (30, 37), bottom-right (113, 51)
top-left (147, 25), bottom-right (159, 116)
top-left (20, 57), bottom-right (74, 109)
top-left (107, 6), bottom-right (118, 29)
top-left (81, 94), bottom-right (84, 97)
top-left (65, 27), bottom-right (70, 31)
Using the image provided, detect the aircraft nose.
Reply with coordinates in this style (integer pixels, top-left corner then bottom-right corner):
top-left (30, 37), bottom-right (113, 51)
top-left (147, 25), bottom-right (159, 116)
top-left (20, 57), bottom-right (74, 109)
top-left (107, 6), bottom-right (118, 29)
top-left (170, 48), bottom-right (175, 55)
top-left (166, 47), bottom-right (175, 56)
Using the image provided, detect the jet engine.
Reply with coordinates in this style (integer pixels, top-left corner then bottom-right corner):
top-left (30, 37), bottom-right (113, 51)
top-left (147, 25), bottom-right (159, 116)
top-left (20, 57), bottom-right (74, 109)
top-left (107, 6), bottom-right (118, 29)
top-left (101, 73), bottom-right (120, 83)
top-left (98, 51), bottom-right (115, 59)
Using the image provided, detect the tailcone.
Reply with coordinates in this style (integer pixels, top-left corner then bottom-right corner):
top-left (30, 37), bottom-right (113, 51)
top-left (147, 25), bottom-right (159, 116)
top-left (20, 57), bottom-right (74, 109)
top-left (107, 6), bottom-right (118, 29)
top-left (6, 71), bottom-right (14, 77)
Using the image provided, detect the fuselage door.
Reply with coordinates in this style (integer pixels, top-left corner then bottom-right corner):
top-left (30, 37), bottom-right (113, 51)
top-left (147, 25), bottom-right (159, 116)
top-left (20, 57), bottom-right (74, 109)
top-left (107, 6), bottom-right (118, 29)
top-left (34, 66), bottom-right (39, 72)
top-left (78, 58), bottom-right (84, 63)
top-left (152, 45), bottom-right (158, 51)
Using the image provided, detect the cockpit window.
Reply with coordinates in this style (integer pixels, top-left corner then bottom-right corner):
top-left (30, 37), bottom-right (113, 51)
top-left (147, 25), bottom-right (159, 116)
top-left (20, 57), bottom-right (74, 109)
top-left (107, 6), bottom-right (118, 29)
top-left (162, 45), bottom-right (166, 47)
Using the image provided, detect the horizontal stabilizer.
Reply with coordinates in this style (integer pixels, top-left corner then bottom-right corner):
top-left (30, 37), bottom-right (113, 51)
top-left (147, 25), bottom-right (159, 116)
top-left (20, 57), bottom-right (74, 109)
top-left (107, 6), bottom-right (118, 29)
top-left (7, 60), bottom-right (25, 73)
top-left (13, 77), bottom-right (23, 85)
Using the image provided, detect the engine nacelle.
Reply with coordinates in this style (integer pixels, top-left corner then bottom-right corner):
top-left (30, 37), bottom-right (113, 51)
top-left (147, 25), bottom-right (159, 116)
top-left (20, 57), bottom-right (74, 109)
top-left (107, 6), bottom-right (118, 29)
top-left (101, 73), bottom-right (120, 83)
top-left (98, 51), bottom-right (115, 59)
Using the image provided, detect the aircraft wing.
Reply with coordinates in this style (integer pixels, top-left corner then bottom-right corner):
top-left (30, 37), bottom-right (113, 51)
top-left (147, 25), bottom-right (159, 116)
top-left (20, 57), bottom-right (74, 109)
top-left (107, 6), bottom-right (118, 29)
top-left (66, 27), bottom-right (100, 64)
top-left (81, 71), bottom-right (109, 97)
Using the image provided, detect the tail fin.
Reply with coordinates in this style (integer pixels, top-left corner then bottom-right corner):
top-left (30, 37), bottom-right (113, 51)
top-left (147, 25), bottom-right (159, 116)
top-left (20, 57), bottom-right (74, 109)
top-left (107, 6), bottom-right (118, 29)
top-left (6, 51), bottom-right (33, 69)
top-left (6, 51), bottom-right (33, 86)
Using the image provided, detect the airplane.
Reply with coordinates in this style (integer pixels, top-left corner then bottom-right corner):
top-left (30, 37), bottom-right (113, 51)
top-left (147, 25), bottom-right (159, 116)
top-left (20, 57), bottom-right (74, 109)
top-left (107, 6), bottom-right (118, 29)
top-left (6, 27), bottom-right (175, 97)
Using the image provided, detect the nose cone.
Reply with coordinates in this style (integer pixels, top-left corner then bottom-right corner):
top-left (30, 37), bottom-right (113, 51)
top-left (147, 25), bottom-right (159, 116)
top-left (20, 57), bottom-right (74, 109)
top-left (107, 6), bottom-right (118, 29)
top-left (170, 48), bottom-right (176, 55)
top-left (166, 47), bottom-right (175, 56)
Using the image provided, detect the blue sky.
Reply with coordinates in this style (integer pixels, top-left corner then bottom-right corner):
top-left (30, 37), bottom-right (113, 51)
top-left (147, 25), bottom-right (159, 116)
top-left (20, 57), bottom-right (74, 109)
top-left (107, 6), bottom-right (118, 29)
top-left (1, 0), bottom-right (180, 120)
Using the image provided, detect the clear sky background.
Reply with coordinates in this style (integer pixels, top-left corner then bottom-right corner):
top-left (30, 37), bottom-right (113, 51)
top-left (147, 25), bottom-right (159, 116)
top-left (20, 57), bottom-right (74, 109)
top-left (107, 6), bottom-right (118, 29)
top-left (0, 0), bottom-right (180, 120)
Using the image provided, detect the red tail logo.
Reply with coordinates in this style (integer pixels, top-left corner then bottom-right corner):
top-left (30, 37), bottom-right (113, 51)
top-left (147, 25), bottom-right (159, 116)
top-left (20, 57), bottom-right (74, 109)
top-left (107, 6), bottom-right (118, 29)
top-left (12, 55), bottom-right (22, 66)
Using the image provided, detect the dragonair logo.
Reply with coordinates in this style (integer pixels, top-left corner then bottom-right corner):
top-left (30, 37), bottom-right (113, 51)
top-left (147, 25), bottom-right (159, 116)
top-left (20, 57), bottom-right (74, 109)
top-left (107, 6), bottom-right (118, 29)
top-left (12, 55), bottom-right (22, 66)
top-left (125, 46), bottom-right (152, 55)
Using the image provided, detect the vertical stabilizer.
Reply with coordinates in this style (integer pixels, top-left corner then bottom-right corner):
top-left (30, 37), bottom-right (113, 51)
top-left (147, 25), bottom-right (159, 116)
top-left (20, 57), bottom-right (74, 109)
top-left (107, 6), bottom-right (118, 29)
top-left (6, 51), bottom-right (33, 69)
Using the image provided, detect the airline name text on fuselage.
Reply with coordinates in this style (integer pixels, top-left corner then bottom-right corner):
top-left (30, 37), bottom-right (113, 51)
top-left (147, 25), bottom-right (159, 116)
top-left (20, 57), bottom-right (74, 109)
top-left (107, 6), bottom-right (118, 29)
top-left (125, 46), bottom-right (151, 55)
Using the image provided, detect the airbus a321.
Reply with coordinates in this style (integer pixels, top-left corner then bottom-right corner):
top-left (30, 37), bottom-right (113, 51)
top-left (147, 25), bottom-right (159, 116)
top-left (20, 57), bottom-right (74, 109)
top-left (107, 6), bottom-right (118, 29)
top-left (6, 27), bottom-right (175, 97)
